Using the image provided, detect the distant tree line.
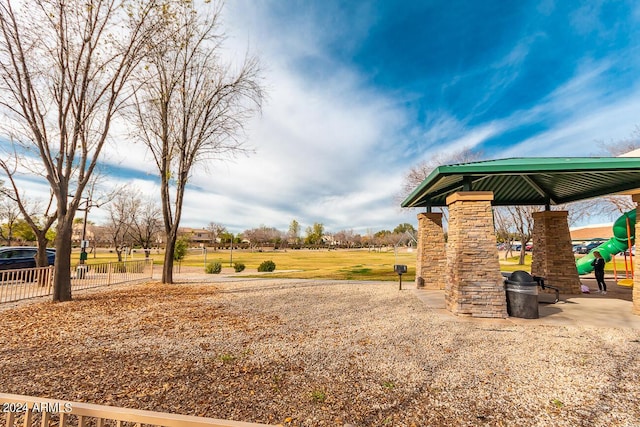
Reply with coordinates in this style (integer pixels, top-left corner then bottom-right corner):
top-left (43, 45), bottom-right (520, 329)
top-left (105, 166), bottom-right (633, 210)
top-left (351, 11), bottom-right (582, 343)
top-left (0, 183), bottom-right (418, 253)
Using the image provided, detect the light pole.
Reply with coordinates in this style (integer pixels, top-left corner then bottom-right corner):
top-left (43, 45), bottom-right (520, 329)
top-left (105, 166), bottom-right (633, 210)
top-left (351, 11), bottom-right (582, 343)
top-left (229, 233), bottom-right (234, 267)
top-left (75, 196), bottom-right (99, 265)
top-left (80, 204), bottom-right (89, 265)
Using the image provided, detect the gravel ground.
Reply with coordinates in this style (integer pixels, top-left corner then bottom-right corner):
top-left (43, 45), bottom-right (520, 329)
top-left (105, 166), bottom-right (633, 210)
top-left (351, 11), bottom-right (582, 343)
top-left (0, 277), bottom-right (639, 426)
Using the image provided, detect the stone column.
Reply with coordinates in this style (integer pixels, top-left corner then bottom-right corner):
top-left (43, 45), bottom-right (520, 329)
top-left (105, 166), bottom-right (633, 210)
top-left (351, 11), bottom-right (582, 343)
top-left (633, 195), bottom-right (640, 315)
top-left (445, 192), bottom-right (507, 318)
top-left (531, 211), bottom-right (581, 294)
top-left (415, 212), bottom-right (446, 289)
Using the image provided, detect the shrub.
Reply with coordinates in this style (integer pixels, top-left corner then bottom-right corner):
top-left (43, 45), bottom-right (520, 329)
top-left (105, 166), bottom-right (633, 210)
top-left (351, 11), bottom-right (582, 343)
top-left (234, 262), bottom-right (245, 273)
top-left (205, 262), bottom-right (222, 274)
top-left (257, 260), bottom-right (276, 272)
top-left (310, 389), bottom-right (326, 403)
top-left (173, 238), bottom-right (189, 262)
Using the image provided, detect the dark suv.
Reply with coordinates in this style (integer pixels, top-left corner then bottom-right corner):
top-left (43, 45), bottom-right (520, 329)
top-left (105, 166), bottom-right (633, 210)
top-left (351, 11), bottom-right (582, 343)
top-left (0, 247), bottom-right (56, 270)
top-left (575, 242), bottom-right (602, 254)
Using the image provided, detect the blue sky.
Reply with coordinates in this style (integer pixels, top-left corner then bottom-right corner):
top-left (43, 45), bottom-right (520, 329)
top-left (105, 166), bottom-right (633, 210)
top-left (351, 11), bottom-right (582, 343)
top-left (10, 0), bottom-right (640, 234)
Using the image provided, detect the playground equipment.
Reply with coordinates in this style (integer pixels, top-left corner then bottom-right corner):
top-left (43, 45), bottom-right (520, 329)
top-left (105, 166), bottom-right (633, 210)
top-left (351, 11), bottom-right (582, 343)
top-left (575, 209), bottom-right (636, 278)
top-left (613, 250), bottom-right (634, 287)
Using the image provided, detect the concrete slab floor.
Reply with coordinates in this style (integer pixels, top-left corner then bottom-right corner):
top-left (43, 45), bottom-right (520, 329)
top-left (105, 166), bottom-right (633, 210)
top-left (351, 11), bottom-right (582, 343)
top-left (411, 276), bottom-right (640, 328)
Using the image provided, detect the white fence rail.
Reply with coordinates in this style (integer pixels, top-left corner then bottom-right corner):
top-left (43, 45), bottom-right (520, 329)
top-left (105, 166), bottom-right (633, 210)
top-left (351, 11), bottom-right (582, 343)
top-left (0, 260), bottom-right (153, 304)
top-left (0, 268), bottom-right (54, 303)
top-left (0, 393), bottom-right (267, 427)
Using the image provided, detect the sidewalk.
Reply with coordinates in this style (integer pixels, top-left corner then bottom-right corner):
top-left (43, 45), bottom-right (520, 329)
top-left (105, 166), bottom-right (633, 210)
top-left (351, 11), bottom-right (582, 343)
top-left (412, 277), bottom-right (640, 328)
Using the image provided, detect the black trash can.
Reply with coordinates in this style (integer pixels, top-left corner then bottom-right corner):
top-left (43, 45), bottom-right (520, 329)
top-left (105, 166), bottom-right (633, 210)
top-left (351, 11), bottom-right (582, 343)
top-left (505, 270), bottom-right (539, 319)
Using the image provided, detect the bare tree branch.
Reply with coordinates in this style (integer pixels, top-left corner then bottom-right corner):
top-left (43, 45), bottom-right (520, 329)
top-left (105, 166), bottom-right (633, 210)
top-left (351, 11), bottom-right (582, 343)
top-left (130, 1), bottom-right (264, 283)
top-left (0, 0), bottom-right (161, 300)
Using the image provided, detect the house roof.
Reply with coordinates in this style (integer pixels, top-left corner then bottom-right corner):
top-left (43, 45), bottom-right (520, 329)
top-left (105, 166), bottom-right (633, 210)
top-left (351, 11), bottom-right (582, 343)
top-left (569, 224), bottom-right (613, 241)
top-left (401, 157), bottom-right (640, 208)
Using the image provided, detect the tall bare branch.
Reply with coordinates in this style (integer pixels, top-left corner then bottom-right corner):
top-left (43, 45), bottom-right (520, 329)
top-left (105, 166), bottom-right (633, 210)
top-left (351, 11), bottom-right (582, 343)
top-left (0, 0), bottom-right (160, 301)
top-left (131, 0), bottom-right (264, 283)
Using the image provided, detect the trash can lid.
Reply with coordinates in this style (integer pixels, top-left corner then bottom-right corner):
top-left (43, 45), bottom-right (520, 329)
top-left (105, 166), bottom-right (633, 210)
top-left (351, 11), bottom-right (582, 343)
top-left (506, 270), bottom-right (537, 286)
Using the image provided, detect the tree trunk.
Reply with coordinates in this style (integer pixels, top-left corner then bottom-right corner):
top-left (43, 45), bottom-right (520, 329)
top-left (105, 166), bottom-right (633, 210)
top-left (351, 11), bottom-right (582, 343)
top-left (35, 234), bottom-right (50, 267)
top-left (53, 219), bottom-right (73, 302)
top-left (34, 234), bottom-right (50, 287)
top-left (162, 234), bottom-right (176, 284)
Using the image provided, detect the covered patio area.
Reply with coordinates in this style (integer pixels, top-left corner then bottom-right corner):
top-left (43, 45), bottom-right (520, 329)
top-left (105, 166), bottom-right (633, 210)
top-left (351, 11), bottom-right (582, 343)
top-left (402, 157), bottom-right (640, 318)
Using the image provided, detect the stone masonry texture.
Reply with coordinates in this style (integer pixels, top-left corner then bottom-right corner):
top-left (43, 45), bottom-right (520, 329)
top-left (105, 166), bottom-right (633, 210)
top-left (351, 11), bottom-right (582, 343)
top-left (531, 211), bottom-right (581, 295)
top-left (444, 192), bottom-right (507, 318)
top-left (415, 212), bottom-right (446, 289)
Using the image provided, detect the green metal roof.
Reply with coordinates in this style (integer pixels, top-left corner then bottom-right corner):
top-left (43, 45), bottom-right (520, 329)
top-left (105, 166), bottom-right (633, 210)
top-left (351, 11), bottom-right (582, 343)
top-left (401, 157), bottom-right (640, 208)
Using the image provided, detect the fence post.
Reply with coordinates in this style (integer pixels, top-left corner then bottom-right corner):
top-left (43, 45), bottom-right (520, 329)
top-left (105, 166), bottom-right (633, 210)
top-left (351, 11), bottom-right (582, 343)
top-left (47, 266), bottom-right (54, 294)
top-left (107, 262), bottom-right (112, 285)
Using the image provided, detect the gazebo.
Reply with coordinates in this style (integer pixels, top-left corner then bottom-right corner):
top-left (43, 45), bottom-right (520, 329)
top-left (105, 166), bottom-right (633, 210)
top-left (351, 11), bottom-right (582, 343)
top-left (401, 157), bottom-right (640, 318)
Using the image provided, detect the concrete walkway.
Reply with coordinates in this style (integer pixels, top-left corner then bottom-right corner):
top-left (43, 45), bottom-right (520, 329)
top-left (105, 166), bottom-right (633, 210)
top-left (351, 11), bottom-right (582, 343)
top-left (412, 277), bottom-right (640, 328)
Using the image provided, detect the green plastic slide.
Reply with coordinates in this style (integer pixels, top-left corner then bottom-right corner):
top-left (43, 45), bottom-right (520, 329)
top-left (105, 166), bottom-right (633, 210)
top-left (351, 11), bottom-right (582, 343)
top-left (576, 209), bottom-right (636, 275)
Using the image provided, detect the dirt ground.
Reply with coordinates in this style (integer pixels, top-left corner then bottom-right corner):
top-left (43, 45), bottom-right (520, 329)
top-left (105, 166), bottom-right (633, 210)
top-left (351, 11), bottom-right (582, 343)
top-left (0, 276), bottom-right (639, 426)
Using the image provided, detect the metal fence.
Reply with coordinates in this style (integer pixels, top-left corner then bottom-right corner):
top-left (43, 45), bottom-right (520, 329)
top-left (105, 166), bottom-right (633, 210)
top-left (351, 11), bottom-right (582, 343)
top-left (0, 260), bottom-right (154, 304)
top-left (0, 267), bottom-right (54, 303)
top-left (0, 393), bottom-right (267, 427)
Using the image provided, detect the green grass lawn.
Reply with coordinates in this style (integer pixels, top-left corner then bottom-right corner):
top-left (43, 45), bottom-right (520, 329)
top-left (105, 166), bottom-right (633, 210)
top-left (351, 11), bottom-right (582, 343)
top-left (76, 247), bottom-right (635, 281)
top-left (78, 247), bottom-right (418, 281)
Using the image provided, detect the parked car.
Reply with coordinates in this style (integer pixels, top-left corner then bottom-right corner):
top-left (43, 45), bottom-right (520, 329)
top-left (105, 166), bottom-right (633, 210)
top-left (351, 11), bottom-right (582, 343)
top-left (574, 242), bottom-right (602, 254)
top-left (0, 247), bottom-right (55, 270)
top-left (512, 243), bottom-right (532, 251)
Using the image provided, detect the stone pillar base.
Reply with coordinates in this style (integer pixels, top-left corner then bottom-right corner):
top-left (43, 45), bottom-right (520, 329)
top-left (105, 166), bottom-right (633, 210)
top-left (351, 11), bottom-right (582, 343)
top-left (416, 212), bottom-right (446, 289)
top-left (531, 211), bottom-right (581, 295)
top-left (445, 192), bottom-right (507, 318)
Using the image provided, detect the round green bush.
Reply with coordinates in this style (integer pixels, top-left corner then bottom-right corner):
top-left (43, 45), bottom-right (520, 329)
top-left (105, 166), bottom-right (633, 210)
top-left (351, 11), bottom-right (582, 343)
top-left (234, 262), bottom-right (245, 273)
top-left (205, 262), bottom-right (222, 274)
top-left (257, 260), bottom-right (276, 272)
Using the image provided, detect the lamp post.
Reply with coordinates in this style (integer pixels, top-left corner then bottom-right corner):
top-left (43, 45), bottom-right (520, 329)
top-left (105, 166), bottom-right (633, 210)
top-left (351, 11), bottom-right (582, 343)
top-left (75, 196), bottom-right (99, 265)
top-left (229, 233), bottom-right (234, 267)
top-left (80, 204), bottom-right (89, 265)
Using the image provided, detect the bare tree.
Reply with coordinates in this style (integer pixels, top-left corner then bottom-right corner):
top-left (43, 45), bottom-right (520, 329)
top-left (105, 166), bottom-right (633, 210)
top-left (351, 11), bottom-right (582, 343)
top-left (503, 205), bottom-right (539, 265)
top-left (399, 147), bottom-right (484, 229)
top-left (242, 226), bottom-right (282, 251)
top-left (129, 193), bottom-right (162, 258)
top-left (104, 192), bottom-right (136, 262)
top-left (493, 207), bottom-right (516, 259)
top-left (579, 127), bottom-right (640, 220)
top-left (334, 229), bottom-right (358, 248)
top-left (206, 222), bottom-right (226, 251)
top-left (0, 0), bottom-right (160, 301)
top-left (0, 198), bottom-right (20, 245)
top-left (0, 170), bottom-right (56, 265)
top-left (599, 126), bottom-right (640, 156)
top-left (132, 1), bottom-right (263, 283)
top-left (399, 147), bottom-right (483, 203)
